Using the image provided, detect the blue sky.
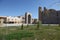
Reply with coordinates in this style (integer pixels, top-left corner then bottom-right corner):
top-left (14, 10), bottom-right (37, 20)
top-left (0, 0), bottom-right (60, 18)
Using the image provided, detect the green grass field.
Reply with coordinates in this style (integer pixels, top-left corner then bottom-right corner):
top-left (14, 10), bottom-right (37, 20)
top-left (0, 24), bottom-right (60, 40)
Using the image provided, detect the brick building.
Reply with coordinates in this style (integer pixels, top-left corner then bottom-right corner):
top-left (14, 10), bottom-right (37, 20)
top-left (39, 7), bottom-right (60, 24)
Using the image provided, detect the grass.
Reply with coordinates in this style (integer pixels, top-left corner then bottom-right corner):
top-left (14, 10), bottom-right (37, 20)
top-left (0, 24), bottom-right (60, 40)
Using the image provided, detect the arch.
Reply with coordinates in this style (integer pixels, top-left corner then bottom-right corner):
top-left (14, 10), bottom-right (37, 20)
top-left (25, 12), bottom-right (32, 24)
top-left (28, 14), bottom-right (31, 24)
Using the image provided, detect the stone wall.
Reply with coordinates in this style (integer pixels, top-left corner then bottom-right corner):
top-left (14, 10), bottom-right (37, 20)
top-left (39, 7), bottom-right (60, 24)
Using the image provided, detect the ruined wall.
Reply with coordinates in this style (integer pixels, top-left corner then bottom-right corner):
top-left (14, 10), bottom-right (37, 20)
top-left (40, 8), bottom-right (60, 24)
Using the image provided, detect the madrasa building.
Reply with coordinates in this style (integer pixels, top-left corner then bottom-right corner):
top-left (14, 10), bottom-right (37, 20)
top-left (38, 7), bottom-right (60, 24)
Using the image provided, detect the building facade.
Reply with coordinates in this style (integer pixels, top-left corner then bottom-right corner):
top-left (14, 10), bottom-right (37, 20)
top-left (0, 12), bottom-right (33, 25)
top-left (25, 12), bottom-right (32, 24)
top-left (39, 7), bottom-right (60, 24)
top-left (6, 16), bottom-right (22, 24)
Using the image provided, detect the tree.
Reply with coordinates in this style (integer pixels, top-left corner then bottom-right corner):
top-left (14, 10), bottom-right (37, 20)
top-left (37, 21), bottom-right (40, 30)
top-left (21, 24), bottom-right (23, 30)
top-left (27, 24), bottom-right (29, 28)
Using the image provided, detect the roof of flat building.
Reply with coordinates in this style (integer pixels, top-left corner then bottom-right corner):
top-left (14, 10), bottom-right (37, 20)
top-left (0, 17), bottom-right (6, 19)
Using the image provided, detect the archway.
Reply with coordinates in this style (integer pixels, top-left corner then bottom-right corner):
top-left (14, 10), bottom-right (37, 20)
top-left (28, 14), bottom-right (31, 24)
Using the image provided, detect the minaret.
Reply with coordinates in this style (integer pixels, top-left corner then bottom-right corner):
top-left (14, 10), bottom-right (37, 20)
top-left (44, 7), bottom-right (47, 14)
top-left (44, 7), bottom-right (47, 10)
top-left (38, 7), bottom-right (42, 21)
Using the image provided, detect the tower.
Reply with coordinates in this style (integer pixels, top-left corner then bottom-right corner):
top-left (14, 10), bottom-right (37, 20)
top-left (38, 7), bottom-right (42, 21)
top-left (44, 7), bottom-right (47, 14)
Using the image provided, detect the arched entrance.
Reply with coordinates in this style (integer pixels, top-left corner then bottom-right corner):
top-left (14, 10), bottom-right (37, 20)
top-left (25, 12), bottom-right (32, 24)
top-left (28, 14), bottom-right (31, 24)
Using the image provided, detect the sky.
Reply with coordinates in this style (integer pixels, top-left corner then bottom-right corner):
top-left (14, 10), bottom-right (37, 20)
top-left (0, 0), bottom-right (60, 18)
